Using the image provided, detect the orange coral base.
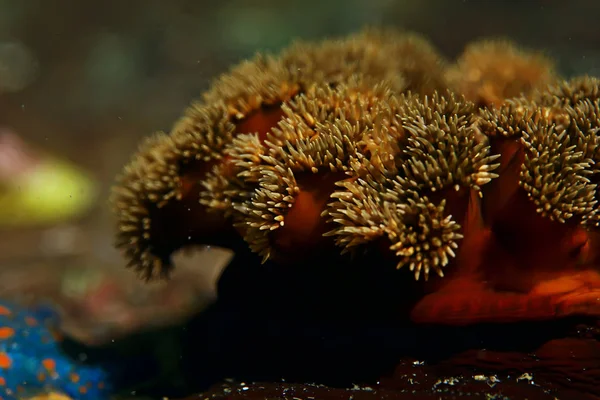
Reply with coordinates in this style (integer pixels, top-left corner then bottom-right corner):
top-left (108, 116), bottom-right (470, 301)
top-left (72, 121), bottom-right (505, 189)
top-left (411, 139), bottom-right (600, 325)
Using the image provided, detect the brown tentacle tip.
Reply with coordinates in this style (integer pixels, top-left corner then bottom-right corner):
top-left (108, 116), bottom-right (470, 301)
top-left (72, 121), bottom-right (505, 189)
top-left (390, 194), bottom-right (464, 281)
top-left (536, 75), bottom-right (600, 107)
top-left (519, 120), bottom-right (597, 224)
top-left (110, 127), bottom-right (235, 280)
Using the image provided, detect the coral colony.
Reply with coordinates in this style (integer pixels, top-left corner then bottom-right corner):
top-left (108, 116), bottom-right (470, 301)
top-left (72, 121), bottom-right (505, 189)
top-left (111, 28), bottom-right (600, 327)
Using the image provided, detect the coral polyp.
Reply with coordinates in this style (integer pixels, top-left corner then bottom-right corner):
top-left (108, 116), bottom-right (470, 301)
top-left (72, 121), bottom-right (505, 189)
top-left (537, 75), bottom-right (600, 107)
top-left (112, 104), bottom-right (237, 279)
top-left (520, 121), bottom-right (596, 223)
top-left (446, 39), bottom-right (556, 107)
top-left (112, 28), bottom-right (600, 333)
top-left (322, 92), bottom-right (499, 281)
top-left (278, 28), bottom-right (447, 94)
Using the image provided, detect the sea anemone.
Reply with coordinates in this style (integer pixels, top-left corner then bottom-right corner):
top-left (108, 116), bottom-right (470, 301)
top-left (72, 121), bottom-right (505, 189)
top-left (228, 78), bottom-right (398, 262)
top-left (112, 29), bottom-right (446, 279)
top-left (111, 28), bottom-right (600, 398)
top-left (324, 92), bottom-right (499, 280)
top-left (111, 29), bottom-right (600, 321)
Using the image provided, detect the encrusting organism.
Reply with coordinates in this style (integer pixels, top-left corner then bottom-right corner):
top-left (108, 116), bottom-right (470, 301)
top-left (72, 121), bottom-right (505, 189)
top-left (113, 28), bottom-right (600, 333)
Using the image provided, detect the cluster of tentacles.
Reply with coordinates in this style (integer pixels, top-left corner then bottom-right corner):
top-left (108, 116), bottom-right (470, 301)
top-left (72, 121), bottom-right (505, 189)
top-left (111, 28), bottom-right (600, 327)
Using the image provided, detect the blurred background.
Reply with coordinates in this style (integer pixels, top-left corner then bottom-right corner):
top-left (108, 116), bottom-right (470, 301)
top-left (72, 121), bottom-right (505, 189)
top-left (0, 0), bottom-right (599, 356)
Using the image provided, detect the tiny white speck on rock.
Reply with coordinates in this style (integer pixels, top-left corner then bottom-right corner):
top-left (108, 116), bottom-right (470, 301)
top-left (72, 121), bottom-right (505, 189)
top-left (517, 372), bottom-right (533, 382)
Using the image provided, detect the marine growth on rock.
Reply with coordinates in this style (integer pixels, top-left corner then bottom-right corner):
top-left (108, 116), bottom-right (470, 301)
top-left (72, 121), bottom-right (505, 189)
top-left (111, 28), bottom-right (600, 328)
